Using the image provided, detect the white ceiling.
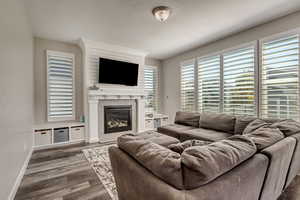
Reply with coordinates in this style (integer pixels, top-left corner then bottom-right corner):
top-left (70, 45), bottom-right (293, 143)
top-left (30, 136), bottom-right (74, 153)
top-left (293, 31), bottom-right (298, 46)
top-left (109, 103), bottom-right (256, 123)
top-left (25, 0), bottom-right (300, 59)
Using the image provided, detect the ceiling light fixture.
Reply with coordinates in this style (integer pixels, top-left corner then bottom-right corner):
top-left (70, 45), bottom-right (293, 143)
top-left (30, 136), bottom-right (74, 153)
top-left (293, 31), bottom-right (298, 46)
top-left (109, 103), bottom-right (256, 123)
top-left (152, 6), bottom-right (171, 22)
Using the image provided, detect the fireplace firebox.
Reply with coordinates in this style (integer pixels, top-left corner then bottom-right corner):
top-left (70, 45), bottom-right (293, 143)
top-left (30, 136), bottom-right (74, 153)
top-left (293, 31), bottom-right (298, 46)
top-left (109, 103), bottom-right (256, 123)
top-left (104, 105), bottom-right (132, 134)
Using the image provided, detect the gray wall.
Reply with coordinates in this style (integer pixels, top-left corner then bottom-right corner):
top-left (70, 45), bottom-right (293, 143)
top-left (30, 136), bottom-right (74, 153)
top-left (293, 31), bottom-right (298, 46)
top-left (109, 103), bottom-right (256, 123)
top-left (0, 0), bottom-right (34, 199)
top-left (162, 11), bottom-right (300, 121)
top-left (34, 37), bottom-right (83, 125)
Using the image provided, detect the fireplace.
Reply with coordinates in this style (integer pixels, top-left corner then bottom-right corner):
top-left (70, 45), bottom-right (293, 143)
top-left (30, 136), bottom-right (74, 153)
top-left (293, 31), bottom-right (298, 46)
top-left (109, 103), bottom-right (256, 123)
top-left (104, 105), bottom-right (132, 134)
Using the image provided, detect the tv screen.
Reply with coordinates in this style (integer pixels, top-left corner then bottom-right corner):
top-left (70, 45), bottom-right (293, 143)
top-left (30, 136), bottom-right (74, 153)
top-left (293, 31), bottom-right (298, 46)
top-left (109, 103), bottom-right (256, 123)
top-left (99, 58), bottom-right (139, 86)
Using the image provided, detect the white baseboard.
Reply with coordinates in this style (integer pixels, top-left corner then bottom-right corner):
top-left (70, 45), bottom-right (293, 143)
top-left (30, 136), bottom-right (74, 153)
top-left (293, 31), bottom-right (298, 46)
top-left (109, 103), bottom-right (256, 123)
top-left (33, 140), bottom-right (85, 151)
top-left (8, 147), bottom-right (33, 200)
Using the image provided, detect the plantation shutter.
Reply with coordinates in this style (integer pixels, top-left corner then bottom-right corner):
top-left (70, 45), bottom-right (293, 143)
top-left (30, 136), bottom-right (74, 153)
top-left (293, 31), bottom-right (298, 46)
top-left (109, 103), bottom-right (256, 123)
top-left (144, 66), bottom-right (159, 111)
top-left (223, 46), bottom-right (256, 116)
top-left (47, 51), bottom-right (75, 121)
top-left (261, 34), bottom-right (300, 120)
top-left (181, 60), bottom-right (195, 111)
top-left (198, 55), bottom-right (221, 113)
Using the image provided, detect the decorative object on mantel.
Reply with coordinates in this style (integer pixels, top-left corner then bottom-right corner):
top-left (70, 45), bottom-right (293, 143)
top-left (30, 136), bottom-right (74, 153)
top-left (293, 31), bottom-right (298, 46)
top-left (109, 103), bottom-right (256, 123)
top-left (89, 83), bottom-right (99, 90)
top-left (152, 6), bottom-right (172, 22)
top-left (83, 145), bottom-right (118, 200)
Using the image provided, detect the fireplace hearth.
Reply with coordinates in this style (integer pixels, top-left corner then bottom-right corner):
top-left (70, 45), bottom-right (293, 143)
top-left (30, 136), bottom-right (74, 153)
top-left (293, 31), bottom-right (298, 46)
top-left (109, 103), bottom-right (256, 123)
top-left (104, 105), bottom-right (132, 134)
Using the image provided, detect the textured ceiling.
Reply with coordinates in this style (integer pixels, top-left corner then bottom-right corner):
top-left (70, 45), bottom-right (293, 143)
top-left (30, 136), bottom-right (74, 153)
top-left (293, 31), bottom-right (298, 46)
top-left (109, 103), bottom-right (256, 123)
top-left (25, 0), bottom-right (300, 59)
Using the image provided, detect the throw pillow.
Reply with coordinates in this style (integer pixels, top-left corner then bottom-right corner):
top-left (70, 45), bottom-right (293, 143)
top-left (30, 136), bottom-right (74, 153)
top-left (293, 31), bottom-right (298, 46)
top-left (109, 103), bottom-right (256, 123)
top-left (168, 140), bottom-right (212, 154)
top-left (242, 119), bottom-right (270, 135)
top-left (234, 115), bottom-right (257, 135)
top-left (270, 119), bottom-right (300, 137)
top-left (245, 127), bottom-right (284, 150)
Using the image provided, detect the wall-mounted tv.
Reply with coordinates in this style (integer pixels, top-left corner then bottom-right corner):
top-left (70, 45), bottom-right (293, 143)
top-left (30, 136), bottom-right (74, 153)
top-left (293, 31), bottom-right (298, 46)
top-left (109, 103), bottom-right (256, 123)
top-left (99, 58), bottom-right (139, 86)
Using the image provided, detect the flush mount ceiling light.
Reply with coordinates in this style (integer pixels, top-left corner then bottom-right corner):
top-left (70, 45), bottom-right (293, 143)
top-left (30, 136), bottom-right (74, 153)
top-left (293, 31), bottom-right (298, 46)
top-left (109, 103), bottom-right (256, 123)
top-left (152, 6), bottom-right (171, 22)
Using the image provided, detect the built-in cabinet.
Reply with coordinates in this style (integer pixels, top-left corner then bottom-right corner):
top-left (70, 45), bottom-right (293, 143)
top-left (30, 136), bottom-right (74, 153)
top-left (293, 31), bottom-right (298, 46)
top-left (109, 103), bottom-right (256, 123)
top-left (34, 122), bottom-right (85, 149)
top-left (145, 113), bottom-right (169, 130)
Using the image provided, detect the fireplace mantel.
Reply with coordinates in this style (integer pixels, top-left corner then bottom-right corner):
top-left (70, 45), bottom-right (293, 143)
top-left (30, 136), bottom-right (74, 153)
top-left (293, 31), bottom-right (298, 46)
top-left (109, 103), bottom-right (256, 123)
top-left (88, 88), bottom-right (146, 143)
top-left (88, 88), bottom-right (146, 100)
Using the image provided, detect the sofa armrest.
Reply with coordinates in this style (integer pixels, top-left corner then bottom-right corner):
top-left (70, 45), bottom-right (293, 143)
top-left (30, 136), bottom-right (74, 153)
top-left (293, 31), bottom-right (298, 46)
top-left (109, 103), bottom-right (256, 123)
top-left (260, 137), bottom-right (296, 200)
top-left (109, 146), bottom-right (185, 200)
top-left (185, 154), bottom-right (269, 200)
top-left (285, 133), bottom-right (300, 188)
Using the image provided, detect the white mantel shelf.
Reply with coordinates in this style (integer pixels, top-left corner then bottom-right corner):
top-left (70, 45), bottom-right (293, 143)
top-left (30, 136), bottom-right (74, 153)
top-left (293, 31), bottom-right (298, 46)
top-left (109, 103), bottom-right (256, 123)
top-left (88, 88), bottom-right (146, 100)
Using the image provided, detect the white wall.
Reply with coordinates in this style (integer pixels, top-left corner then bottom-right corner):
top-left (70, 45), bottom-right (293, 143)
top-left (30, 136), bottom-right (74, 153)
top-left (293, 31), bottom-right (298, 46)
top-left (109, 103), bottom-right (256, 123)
top-left (34, 37), bottom-right (83, 125)
top-left (162, 11), bottom-right (300, 121)
top-left (0, 0), bottom-right (34, 199)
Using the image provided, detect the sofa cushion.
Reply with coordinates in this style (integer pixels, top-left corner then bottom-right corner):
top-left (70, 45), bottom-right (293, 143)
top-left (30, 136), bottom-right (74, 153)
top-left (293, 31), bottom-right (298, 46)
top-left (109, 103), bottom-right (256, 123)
top-left (199, 112), bottom-right (236, 134)
top-left (242, 119), bottom-right (270, 135)
top-left (157, 124), bottom-right (195, 139)
top-left (117, 134), bottom-right (184, 189)
top-left (181, 135), bottom-right (257, 189)
top-left (234, 115), bottom-right (257, 135)
top-left (245, 127), bottom-right (284, 150)
top-left (168, 140), bottom-right (212, 154)
top-left (136, 131), bottom-right (180, 147)
top-left (180, 128), bottom-right (232, 142)
top-left (174, 111), bottom-right (201, 127)
top-left (270, 119), bottom-right (300, 137)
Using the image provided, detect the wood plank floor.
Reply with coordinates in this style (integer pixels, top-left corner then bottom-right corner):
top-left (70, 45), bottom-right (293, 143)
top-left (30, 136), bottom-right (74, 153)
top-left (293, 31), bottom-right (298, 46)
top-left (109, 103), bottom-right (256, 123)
top-left (14, 142), bottom-right (300, 200)
top-left (14, 143), bottom-right (112, 200)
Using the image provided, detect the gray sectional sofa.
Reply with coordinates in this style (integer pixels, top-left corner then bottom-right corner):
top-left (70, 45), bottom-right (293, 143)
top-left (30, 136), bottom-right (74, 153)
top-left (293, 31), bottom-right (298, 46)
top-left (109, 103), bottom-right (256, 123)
top-left (109, 111), bottom-right (300, 200)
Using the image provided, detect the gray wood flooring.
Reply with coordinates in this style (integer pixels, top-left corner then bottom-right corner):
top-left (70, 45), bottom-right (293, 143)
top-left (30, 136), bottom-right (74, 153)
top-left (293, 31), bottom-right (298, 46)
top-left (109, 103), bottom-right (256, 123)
top-left (14, 143), bottom-right (112, 200)
top-left (13, 142), bottom-right (300, 200)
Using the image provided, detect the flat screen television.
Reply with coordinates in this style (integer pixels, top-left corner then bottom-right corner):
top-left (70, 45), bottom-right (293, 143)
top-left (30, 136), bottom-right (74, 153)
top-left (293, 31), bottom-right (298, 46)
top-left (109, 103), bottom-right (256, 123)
top-left (99, 58), bottom-right (139, 86)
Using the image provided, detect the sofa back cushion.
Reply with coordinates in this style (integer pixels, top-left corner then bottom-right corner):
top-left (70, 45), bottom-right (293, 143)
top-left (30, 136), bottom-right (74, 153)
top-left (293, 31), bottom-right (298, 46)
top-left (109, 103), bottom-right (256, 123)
top-left (270, 119), bottom-right (300, 136)
top-left (244, 127), bottom-right (284, 150)
top-left (117, 134), bottom-right (184, 189)
top-left (181, 135), bottom-right (256, 189)
top-left (175, 111), bottom-right (201, 127)
top-left (199, 112), bottom-right (236, 133)
top-left (234, 115), bottom-right (257, 135)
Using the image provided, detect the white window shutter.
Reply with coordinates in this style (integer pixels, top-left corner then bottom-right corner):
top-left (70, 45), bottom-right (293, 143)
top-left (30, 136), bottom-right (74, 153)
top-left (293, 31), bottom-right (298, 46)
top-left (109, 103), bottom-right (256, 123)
top-left (47, 51), bottom-right (75, 121)
top-left (261, 35), bottom-right (300, 120)
top-left (223, 46), bottom-right (256, 116)
top-left (181, 60), bottom-right (195, 112)
top-left (198, 55), bottom-right (221, 113)
top-left (144, 66), bottom-right (159, 111)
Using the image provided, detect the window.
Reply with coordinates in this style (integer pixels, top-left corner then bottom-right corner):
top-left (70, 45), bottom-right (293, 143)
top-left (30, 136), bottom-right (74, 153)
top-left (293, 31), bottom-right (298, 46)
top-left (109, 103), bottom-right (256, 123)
top-left (47, 50), bottom-right (75, 121)
top-left (198, 55), bottom-right (221, 113)
top-left (261, 34), bottom-right (300, 120)
top-left (223, 45), bottom-right (256, 116)
top-left (144, 66), bottom-right (159, 111)
top-left (180, 60), bottom-right (195, 111)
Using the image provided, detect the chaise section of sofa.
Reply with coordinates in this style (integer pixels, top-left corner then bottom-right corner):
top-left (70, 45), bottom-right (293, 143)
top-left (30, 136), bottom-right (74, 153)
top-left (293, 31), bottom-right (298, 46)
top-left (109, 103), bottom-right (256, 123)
top-left (109, 134), bottom-right (269, 200)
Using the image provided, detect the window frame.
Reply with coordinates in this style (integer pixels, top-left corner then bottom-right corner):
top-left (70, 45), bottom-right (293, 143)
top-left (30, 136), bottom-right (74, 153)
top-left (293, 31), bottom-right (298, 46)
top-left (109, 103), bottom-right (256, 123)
top-left (180, 58), bottom-right (196, 112)
top-left (46, 50), bottom-right (76, 122)
top-left (195, 41), bottom-right (258, 115)
top-left (144, 65), bottom-right (160, 112)
top-left (221, 41), bottom-right (258, 116)
top-left (259, 29), bottom-right (300, 119)
top-left (197, 53), bottom-right (222, 113)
